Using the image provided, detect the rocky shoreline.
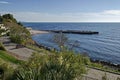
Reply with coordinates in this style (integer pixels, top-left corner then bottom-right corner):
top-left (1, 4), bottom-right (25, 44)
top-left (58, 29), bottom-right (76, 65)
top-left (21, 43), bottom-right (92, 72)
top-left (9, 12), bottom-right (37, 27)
top-left (34, 40), bottom-right (120, 69)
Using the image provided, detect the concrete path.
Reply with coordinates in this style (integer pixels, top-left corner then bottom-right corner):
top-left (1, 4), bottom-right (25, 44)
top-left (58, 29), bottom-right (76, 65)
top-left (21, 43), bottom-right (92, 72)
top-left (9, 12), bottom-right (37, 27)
top-left (0, 37), bottom-right (34, 60)
top-left (83, 68), bottom-right (120, 80)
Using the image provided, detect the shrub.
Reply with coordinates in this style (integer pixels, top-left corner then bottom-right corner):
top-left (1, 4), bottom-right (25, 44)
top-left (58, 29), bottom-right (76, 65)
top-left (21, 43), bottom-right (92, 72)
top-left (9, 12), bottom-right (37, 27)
top-left (10, 35), bottom-right (24, 44)
top-left (53, 32), bottom-right (68, 51)
top-left (10, 26), bottom-right (31, 45)
top-left (0, 42), bottom-right (6, 51)
top-left (13, 50), bottom-right (87, 80)
top-left (0, 58), bottom-right (14, 80)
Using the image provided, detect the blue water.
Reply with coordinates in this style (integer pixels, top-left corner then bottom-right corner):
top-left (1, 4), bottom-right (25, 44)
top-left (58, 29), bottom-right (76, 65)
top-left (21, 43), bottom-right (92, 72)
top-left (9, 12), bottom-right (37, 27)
top-left (23, 22), bottom-right (120, 64)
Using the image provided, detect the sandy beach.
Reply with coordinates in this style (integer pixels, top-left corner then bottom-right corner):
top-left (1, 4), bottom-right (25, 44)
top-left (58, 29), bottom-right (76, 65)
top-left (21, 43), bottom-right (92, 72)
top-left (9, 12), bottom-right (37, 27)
top-left (29, 29), bottom-right (49, 35)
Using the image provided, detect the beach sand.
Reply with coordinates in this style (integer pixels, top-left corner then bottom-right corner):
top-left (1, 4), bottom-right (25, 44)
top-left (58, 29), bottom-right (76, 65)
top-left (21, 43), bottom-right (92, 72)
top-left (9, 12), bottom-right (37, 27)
top-left (29, 29), bottom-right (49, 35)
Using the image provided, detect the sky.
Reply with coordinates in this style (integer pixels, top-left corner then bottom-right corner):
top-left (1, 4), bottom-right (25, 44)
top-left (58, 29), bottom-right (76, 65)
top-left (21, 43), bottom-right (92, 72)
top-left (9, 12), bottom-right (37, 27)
top-left (1, 0), bottom-right (120, 22)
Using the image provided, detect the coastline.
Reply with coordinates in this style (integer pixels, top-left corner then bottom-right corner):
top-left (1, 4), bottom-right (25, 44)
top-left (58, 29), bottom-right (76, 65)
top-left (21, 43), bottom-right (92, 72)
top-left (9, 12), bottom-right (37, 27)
top-left (29, 29), bottom-right (120, 66)
top-left (27, 28), bottom-right (120, 77)
top-left (34, 38), bottom-right (120, 68)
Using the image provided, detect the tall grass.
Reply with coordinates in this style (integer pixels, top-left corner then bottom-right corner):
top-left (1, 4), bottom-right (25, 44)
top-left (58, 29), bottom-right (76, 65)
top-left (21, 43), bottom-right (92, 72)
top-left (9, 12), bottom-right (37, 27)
top-left (0, 43), bottom-right (6, 51)
top-left (13, 49), bottom-right (88, 80)
top-left (0, 50), bottom-right (22, 64)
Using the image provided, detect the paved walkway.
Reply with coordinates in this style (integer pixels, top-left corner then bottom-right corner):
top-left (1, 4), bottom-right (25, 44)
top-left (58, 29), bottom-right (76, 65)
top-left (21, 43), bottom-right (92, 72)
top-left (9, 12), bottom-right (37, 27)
top-left (84, 68), bottom-right (120, 80)
top-left (0, 37), bottom-right (34, 60)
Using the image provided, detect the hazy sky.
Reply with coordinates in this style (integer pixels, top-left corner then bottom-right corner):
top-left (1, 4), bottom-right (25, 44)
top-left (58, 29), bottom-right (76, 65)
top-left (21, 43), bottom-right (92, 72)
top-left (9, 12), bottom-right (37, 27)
top-left (1, 0), bottom-right (120, 22)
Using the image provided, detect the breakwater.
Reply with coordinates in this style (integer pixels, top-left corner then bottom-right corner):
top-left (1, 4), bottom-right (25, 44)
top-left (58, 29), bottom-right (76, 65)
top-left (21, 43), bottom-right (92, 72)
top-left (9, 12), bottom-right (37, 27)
top-left (45, 30), bottom-right (99, 34)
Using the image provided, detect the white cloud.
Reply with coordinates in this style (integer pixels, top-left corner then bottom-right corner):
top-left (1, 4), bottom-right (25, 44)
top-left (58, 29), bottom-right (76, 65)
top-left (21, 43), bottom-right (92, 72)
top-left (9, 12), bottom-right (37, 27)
top-left (2, 10), bottom-right (120, 22)
top-left (0, 1), bottom-right (10, 4)
top-left (103, 10), bottom-right (120, 15)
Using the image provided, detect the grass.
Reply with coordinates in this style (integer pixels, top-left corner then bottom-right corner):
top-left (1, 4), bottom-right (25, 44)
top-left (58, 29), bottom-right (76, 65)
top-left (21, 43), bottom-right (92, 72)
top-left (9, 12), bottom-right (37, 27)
top-left (0, 50), bottom-right (23, 64)
top-left (26, 45), bottom-right (43, 52)
top-left (27, 44), bottom-right (120, 75)
top-left (88, 63), bottom-right (120, 75)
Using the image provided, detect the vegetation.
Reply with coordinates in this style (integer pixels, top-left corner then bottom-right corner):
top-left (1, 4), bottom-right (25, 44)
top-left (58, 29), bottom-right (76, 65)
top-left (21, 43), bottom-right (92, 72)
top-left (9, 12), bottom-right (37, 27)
top-left (10, 26), bottom-right (31, 45)
top-left (0, 29), bottom-right (6, 36)
top-left (53, 32), bottom-right (68, 50)
top-left (102, 73), bottom-right (108, 80)
top-left (0, 15), bottom-right (2, 23)
top-left (0, 14), bottom-right (31, 45)
top-left (101, 73), bottom-right (120, 80)
top-left (13, 49), bottom-right (87, 80)
top-left (0, 58), bottom-right (15, 80)
top-left (0, 49), bottom-right (119, 80)
top-left (0, 50), bottom-right (22, 64)
top-left (88, 62), bottom-right (120, 74)
top-left (0, 42), bottom-right (6, 51)
top-left (0, 14), bottom-right (120, 80)
top-left (26, 44), bottom-right (49, 53)
top-left (11, 32), bottom-right (90, 80)
top-left (1, 14), bottom-right (17, 26)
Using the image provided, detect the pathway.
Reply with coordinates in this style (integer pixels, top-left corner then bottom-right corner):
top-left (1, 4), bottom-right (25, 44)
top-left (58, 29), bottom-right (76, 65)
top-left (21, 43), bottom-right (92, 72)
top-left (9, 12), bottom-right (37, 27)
top-left (0, 36), bottom-right (34, 60)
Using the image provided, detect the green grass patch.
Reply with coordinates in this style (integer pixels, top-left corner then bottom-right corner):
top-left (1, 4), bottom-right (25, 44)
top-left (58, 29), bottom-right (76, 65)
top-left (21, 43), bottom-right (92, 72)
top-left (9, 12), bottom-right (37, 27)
top-left (0, 50), bottom-right (23, 64)
top-left (26, 45), bottom-right (43, 51)
top-left (88, 63), bottom-right (120, 75)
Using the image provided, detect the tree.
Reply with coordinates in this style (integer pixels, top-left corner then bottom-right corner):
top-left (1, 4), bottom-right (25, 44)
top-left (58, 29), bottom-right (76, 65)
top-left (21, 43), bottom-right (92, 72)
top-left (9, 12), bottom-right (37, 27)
top-left (0, 15), bottom-right (3, 23)
top-left (53, 32), bottom-right (68, 51)
top-left (2, 14), bottom-right (17, 23)
top-left (17, 22), bottom-right (23, 26)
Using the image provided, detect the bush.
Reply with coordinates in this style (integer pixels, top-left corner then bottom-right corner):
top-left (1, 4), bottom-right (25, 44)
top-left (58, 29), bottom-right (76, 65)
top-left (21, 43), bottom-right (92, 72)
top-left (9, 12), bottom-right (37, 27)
top-left (13, 50), bottom-right (87, 80)
top-left (10, 35), bottom-right (24, 44)
top-left (53, 32), bottom-right (68, 51)
top-left (0, 42), bottom-right (6, 51)
top-left (10, 26), bottom-right (31, 45)
top-left (0, 58), bottom-right (14, 80)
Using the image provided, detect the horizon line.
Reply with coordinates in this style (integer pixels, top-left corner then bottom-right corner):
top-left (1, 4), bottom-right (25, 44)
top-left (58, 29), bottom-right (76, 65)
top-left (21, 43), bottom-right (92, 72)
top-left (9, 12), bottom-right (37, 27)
top-left (21, 21), bottom-right (120, 23)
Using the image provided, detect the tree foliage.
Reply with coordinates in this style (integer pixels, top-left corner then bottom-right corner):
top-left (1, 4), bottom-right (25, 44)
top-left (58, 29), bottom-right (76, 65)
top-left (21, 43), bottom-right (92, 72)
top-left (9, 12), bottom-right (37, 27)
top-left (10, 26), bottom-right (31, 45)
top-left (2, 14), bottom-right (17, 23)
top-left (0, 14), bottom-right (32, 45)
top-left (0, 15), bottom-right (3, 23)
top-left (53, 32), bottom-right (68, 48)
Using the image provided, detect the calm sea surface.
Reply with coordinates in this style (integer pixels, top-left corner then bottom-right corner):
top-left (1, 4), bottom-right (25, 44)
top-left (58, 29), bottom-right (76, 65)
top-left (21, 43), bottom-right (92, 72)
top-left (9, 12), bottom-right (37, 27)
top-left (23, 22), bottom-right (120, 64)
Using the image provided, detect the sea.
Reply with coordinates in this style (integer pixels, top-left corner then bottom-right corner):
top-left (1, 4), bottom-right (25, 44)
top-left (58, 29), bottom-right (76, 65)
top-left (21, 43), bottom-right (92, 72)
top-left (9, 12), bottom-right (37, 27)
top-left (23, 22), bottom-right (120, 64)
